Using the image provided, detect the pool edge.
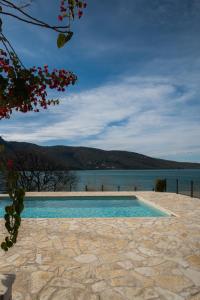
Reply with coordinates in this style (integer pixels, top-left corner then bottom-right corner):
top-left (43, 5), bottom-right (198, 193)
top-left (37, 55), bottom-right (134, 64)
top-left (0, 191), bottom-right (178, 218)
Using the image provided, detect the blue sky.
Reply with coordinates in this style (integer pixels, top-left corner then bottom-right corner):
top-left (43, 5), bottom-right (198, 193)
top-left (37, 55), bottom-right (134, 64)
top-left (1, 0), bottom-right (200, 162)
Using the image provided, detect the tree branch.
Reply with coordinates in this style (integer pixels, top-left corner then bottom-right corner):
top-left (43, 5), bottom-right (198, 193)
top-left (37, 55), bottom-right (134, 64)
top-left (0, 0), bottom-right (70, 33)
top-left (0, 11), bottom-right (70, 33)
top-left (0, 32), bottom-right (25, 68)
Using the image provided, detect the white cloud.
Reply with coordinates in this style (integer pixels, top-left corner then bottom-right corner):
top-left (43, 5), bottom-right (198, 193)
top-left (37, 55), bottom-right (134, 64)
top-left (1, 75), bottom-right (200, 162)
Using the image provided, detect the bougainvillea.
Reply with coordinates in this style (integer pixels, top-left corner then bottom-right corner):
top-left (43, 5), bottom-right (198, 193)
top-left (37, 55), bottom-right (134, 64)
top-left (58, 0), bottom-right (87, 21)
top-left (0, 0), bottom-right (87, 250)
top-left (0, 0), bottom-right (87, 118)
top-left (57, 0), bottom-right (87, 47)
top-left (0, 50), bottom-right (77, 119)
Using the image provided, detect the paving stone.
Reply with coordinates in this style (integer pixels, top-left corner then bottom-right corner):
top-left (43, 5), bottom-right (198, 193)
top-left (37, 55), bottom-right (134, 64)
top-left (77, 292), bottom-right (99, 300)
top-left (138, 247), bottom-right (160, 256)
top-left (114, 287), bottom-right (143, 299)
top-left (187, 255), bottom-right (200, 269)
top-left (153, 274), bottom-right (193, 293)
top-left (100, 288), bottom-right (125, 300)
top-left (117, 260), bottom-right (133, 270)
top-left (143, 288), bottom-right (159, 299)
top-left (38, 287), bottom-right (57, 300)
top-left (36, 254), bottom-right (42, 264)
top-left (91, 280), bottom-right (107, 292)
top-left (50, 288), bottom-right (78, 299)
top-left (189, 293), bottom-right (200, 300)
top-left (0, 191), bottom-right (199, 299)
top-left (124, 251), bottom-right (145, 261)
top-left (155, 287), bottom-right (185, 299)
top-left (135, 267), bottom-right (156, 277)
top-left (13, 291), bottom-right (24, 300)
top-left (49, 277), bottom-right (85, 289)
top-left (95, 265), bottom-right (128, 280)
top-left (110, 275), bottom-right (141, 287)
top-left (74, 254), bottom-right (98, 264)
top-left (30, 271), bottom-right (54, 294)
top-left (7, 253), bottom-right (20, 263)
top-left (181, 268), bottom-right (200, 286)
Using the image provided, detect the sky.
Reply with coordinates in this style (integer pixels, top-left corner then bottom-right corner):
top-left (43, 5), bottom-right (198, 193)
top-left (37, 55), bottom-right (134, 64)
top-left (0, 0), bottom-right (200, 162)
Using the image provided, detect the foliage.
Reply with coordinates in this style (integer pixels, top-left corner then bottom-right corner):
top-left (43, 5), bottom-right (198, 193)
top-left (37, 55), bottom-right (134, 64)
top-left (0, 0), bottom-right (87, 119)
top-left (12, 151), bottom-right (77, 191)
top-left (0, 150), bottom-right (25, 251)
top-left (0, 0), bottom-right (87, 48)
top-left (0, 0), bottom-right (87, 250)
top-left (155, 179), bottom-right (166, 192)
top-left (57, 0), bottom-right (87, 47)
top-left (0, 50), bottom-right (77, 118)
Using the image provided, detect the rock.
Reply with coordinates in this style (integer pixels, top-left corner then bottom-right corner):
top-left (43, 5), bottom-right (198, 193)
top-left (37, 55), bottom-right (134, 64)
top-left (138, 247), bottom-right (159, 256)
top-left (51, 236), bottom-right (63, 250)
top-left (187, 255), bottom-right (200, 269)
top-left (49, 277), bottom-right (85, 289)
top-left (30, 271), bottom-right (53, 294)
top-left (7, 254), bottom-right (20, 263)
top-left (36, 254), bottom-right (42, 264)
top-left (38, 287), bottom-right (56, 300)
top-left (124, 251), bottom-right (145, 261)
top-left (74, 254), bottom-right (97, 264)
top-left (95, 265), bottom-right (128, 280)
top-left (155, 287), bottom-right (184, 300)
top-left (135, 267), bottom-right (156, 277)
top-left (167, 257), bottom-right (189, 268)
top-left (77, 291), bottom-right (100, 300)
top-left (91, 281), bottom-right (107, 293)
top-left (100, 288), bottom-right (125, 300)
top-left (181, 268), bottom-right (200, 286)
top-left (50, 288), bottom-right (77, 299)
top-left (110, 275), bottom-right (140, 287)
top-left (143, 288), bottom-right (159, 299)
top-left (13, 291), bottom-right (24, 300)
top-left (117, 260), bottom-right (133, 270)
top-left (189, 292), bottom-right (200, 300)
top-left (114, 287), bottom-right (143, 299)
top-left (153, 275), bottom-right (192, 293)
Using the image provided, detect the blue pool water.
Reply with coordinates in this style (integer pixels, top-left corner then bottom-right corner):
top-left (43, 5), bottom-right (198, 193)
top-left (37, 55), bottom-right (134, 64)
top-left (0, 196), bottom-right (169, 218)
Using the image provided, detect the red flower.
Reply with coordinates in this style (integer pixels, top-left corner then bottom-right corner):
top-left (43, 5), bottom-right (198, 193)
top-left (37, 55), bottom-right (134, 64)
top-left (7, 159), bottom-right (13, 170)
top-left (78, 10), bottom-right (83, 18)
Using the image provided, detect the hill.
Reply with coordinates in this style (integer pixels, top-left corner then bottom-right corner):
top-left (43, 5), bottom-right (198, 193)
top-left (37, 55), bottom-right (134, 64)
top-left (0, 137), bottom-right (200, 170)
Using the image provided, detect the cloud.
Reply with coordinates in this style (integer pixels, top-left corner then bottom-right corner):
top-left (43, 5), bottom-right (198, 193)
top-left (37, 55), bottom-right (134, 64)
top-left (1, 74), bottom-right (200, 162)
top-left (0, 0), bottom-right (200, 162)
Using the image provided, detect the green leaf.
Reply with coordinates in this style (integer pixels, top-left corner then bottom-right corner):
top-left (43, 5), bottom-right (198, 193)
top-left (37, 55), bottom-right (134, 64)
top-left (57, 32), bottom-right (73, 48)
top-left (57, 33), bottom-right (67, 48)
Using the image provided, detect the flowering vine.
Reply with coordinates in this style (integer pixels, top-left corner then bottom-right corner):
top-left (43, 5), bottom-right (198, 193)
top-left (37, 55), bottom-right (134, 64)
top-left (0, 0), bottom-right (87, 118)
top-left (0, 0), bottom-right (87, 250)
top-left (0, 49), bottom-right (77, 119)
top-left (0, 149), bottom-right (25, 251)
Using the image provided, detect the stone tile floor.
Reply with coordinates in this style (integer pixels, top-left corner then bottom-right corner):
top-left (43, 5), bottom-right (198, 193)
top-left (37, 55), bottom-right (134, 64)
top-left (0, 191), bottom-right (200, 300)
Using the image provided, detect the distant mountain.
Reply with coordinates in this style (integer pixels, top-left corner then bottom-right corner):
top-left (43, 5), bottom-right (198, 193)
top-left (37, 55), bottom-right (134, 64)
top-left (0, 137), bottom-right (200, 170)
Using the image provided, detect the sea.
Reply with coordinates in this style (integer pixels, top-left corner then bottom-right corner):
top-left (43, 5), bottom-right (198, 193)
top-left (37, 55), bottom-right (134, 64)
top-left (74, 169), bottom-right (200, 192)
top-left (1, 169), bottom-right (200, 198)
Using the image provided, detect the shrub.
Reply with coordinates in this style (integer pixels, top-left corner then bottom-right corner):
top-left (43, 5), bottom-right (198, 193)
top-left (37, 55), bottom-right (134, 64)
top-left (155, 179), bottom-right (166, 192)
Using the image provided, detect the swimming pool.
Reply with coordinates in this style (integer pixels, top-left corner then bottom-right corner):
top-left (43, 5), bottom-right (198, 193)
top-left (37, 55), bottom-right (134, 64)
top-left (0, 196), bottom-right (169, 218)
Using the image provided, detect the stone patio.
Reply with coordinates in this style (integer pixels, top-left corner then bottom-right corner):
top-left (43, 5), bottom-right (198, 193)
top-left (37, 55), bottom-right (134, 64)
top-left (0, 191), bottom-right (200, 300)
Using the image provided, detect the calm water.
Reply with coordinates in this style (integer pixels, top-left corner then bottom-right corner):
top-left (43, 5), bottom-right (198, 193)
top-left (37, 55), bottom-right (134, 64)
top-left (0, 196), bottom-right (168, 218)
top-left (74, 169), bottom-right (200, 193)
top-left (0, 169), bottom-right (200, 197)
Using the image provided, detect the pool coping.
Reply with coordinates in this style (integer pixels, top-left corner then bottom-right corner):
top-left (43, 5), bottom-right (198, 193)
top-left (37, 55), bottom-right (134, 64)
top-left (0, 191), bottom-right (178, 218)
